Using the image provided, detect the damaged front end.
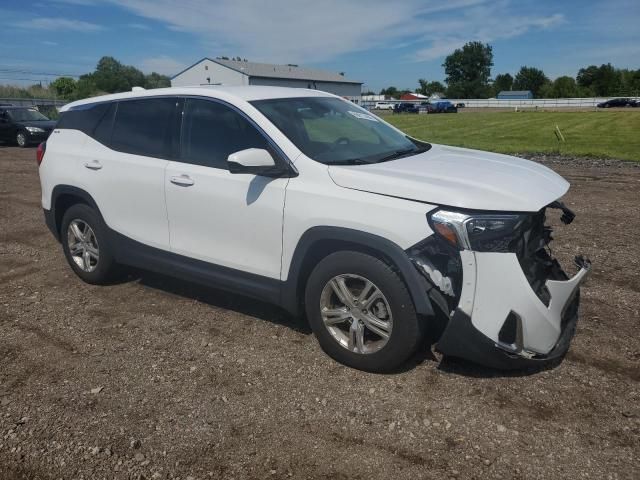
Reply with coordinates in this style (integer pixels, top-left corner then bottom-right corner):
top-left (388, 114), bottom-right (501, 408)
top-left (408, 202), bottom-right (591, 370)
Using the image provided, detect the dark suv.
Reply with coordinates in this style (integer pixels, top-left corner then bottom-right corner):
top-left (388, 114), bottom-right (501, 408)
top-left (0, 107), bottom-right (56, 147)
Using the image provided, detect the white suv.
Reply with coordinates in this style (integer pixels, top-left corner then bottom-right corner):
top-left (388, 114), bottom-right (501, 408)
top-left (38, 86), bottom-right (590, 372)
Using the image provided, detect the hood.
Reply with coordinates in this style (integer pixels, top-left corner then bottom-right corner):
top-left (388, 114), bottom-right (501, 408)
top-left (17, 120), bottom-right (56, 130)
top-left (327, 144), bottom-right (569, 212)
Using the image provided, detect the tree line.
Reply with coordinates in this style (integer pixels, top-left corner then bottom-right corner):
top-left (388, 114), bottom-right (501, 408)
top-left (0, 56), bottom-right (171, 101)
top-left (376, 41), bottom-right (640, 99)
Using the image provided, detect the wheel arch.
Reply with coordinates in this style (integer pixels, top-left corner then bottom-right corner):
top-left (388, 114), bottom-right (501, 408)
top-left (282, 226), bottom-right (434, 319)
top-left (49, 185), bottom-right (102, 241)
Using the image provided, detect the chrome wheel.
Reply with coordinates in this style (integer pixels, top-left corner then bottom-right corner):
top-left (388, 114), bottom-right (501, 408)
top-left (320, 274), bottom-right (393, 354)
top-left (67, 219), bottom-right (99, 272)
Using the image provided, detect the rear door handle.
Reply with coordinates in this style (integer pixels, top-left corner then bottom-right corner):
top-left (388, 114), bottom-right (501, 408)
top-left (170, 174), bottom-right (195, 187)
top-left (84, 160), bottom-right (102, 170)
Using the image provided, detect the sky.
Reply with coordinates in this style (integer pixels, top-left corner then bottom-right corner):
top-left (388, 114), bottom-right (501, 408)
top-left (1, 0), bottom-right (638, 92)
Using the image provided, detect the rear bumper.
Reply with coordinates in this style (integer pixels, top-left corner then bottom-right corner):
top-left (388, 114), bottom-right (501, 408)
top-left (435, 250), bottom-right (590, 370)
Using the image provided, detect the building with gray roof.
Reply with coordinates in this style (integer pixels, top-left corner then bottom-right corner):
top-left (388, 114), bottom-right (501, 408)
top-left (171, 58), bottom-right (363, 101)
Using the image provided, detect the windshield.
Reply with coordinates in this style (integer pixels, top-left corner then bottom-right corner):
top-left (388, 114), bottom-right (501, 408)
top-left (8, 108), bottom-right (50, 122)
top-left (251, 97), bottom-right (429, 165)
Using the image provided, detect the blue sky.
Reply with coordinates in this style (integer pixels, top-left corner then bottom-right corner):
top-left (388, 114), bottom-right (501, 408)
top-left (1, 0), bottom-right (638, 92)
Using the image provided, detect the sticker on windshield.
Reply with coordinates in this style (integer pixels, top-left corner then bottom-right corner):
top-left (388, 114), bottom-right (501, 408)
top-left (347, 111), bottom-right (379, 122)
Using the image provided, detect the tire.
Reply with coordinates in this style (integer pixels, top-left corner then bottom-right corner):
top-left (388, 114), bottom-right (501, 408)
top-left (16, 131), bottom-right (28, 148)
top-left (305, 251), bottom-right (425, 372)
top-left (60, 203), bottom-right (120, 284)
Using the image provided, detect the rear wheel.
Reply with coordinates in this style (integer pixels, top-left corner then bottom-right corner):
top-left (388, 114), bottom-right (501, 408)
top-left (16, 131), bottom-right (28, 147)
top-left (61, 204), bottom-right (120, 284)
top-left (305, 251), bottom-right (425, 372)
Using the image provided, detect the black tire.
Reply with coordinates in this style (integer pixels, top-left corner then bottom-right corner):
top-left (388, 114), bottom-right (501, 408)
top-left (305, 251), bottom-right (425, 372)
top-left (16, 130), bottom-right (28, 148)
top-left (60, 203), bottom-right (120, 284)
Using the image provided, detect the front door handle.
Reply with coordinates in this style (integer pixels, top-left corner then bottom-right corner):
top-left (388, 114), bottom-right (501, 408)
top-left (84, 160), bottom-right (102, 170)
top-left (170, 174), bottom-right (195, 187)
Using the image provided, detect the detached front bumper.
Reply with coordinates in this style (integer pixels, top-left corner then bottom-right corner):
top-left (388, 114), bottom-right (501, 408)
top-left (435, 250), bottom-right (591, 369)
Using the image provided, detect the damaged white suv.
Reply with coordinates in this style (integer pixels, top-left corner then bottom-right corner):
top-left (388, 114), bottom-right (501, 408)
top-left (39, 86), bottom-right (591, 372)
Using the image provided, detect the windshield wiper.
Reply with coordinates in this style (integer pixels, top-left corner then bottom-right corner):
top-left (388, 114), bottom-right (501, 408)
top-left (326, 158), bottom-right (373, 166)
top-left (374, 147), bottom-right (427, 163)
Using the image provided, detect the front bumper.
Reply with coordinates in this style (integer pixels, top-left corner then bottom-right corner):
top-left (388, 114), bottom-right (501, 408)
top-left (432, 250), bottom-right (591, 370)
top-left (25, 131), bottom-right (50, 144)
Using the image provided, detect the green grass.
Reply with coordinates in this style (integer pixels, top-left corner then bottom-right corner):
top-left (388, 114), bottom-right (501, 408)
top-left (383, 111), bottom-right (640, 161)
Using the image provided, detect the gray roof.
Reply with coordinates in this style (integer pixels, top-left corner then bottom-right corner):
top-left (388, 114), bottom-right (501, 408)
top-left (174, 57), bottom-right (361, 84)
top-left (497, 90), bottom-right (532, 96)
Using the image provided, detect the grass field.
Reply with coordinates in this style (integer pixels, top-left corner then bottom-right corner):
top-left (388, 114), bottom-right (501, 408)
top-left (383, 110), bottom-right (640, 161)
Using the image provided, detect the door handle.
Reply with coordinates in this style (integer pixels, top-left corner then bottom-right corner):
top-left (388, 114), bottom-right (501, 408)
top-left (84, 160), bottom-right (102, 170)
top-left (170, 174), bottom-right (195, 187)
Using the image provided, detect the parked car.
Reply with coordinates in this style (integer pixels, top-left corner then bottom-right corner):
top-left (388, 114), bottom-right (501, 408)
top-left (0, 106), bottom-right (56, 147)
top-left (434, 101), bottom-right (458, 113)
top-left (455, 103), bottom-right (466, 108)
top-left (596, 98), bottom-right (638, 108)
top-left (38, 86), bottom-right (591, 372)
top-left (393, 102), bottom-right (419, 113)
top-left (374, 102), bottom-right (395, 110)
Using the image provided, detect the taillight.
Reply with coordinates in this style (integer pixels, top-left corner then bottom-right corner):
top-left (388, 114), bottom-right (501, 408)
top-left (36, 142), bottom-right (46, 166)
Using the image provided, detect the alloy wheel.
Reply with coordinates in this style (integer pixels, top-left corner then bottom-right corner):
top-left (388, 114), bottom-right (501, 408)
top-left (319, 274), bottom-right (393, 354)
top-left (67, 219), bottom-right (99, 272)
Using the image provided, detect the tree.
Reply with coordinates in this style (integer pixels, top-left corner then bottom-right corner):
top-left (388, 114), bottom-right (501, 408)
top-left (513, 66), bottom-right (549, 98)
top-left (492, 73), bottom-right (513, 95)
top-left (577, 63), bottom-right (621, 96)
top-left (417, 79), bottom-right (446, 96)
top-left (50, 77), bottom-right (77, 98)
top-left (442, 41), bottom-right (493, 98)
top-left (550, 76), bottom-right (578, 98)
top-left (380, 86), bottom-right (399, 98)
top-left (144, 72), bottom-right (171, 89)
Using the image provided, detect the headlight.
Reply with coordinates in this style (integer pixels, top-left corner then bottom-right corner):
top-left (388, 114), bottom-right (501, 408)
top-left (428, 209), bottom-right (527, 252)
top-left (25, 126), bottom-right (44, 133)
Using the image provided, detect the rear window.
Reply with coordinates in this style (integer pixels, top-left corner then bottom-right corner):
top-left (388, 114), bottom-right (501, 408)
top-left (56, 103), bottom-right (111, 133)
top-left (110, 97), bottom-right (176, 158)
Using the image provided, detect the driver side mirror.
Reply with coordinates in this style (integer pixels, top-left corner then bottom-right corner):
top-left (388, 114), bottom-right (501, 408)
top-left (228, 148), bottom-right (283, 177)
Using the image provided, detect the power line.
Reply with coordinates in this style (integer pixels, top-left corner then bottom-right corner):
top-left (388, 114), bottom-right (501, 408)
top-left (0, 67), bottom-right (82, 77)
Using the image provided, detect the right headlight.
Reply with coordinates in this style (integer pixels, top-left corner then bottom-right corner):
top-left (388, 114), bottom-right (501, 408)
top-left (428, 209), bottom-right (527, 252)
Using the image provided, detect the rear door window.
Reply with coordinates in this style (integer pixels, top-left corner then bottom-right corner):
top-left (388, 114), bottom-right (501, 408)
top-left (111, 97), bottom-right (177, 158)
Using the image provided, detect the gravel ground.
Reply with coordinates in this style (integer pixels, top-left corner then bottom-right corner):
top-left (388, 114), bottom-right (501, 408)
top-left (0, 146), bottom-right (638, 480)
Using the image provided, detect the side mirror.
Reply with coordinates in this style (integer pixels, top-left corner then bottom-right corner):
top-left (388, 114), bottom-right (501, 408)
top-left (228, 148), bottom-right (282, 176)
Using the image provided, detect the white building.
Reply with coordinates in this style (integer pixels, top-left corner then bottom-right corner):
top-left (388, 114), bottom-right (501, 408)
top-left (171, 57), bottom-right (363, 101)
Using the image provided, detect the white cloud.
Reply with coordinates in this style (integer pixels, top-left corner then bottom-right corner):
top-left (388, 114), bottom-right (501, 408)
top-left (107, 0), bottom-right (561, 64)
top-left (16, 17), bottom-right (104, 32)
top-left (140, 56), bottom-right (187, 75)
top-left (413, 12), bottom-right (565, 61)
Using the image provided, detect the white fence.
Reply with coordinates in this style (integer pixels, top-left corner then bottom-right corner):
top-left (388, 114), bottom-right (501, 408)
top-left (362, 97), bottom-right (639, 109)
top-left (445, 97), bottom-right (638, 108)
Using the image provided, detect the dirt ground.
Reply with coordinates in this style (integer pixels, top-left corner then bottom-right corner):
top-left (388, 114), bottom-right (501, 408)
top-left (0, 145), bottom-right (638, 480)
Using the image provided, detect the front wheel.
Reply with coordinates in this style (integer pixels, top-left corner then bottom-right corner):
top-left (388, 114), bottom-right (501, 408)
top-left (16, 131), bottom-right (28, 147)
top-left (305, 251), bottom-right (425, 372)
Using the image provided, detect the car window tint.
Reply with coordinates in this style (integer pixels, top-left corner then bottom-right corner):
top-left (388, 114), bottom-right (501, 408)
top-left (181, 99), bottom-right (270, 168)
top-left (92, 102), bottom-right (116, 146)
top-left (111, 97), bottom-right (176, 158)
top-left (56, 103), bottom-right (110, 133)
